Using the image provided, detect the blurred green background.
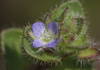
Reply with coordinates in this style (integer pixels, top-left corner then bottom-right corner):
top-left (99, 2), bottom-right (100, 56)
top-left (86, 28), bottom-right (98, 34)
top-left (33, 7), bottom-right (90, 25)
top-left (81, 0), bottom-right (100, 42)
top-left (0, 0), bottom-right (61, 30)
top-left (0, 0), bottom-right (100, 70)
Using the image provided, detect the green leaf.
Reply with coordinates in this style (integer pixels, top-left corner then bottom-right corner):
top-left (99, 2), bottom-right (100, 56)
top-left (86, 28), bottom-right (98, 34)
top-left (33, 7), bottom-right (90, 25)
top-left (1, 28), bottom-right (28, 70)
top-left (69, 24), bottom-right (89, 48)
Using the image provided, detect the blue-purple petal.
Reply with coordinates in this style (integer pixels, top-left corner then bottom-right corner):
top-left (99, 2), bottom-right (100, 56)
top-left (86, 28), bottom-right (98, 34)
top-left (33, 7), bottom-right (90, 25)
top-left (32, 22), bottom-right (45, 38)
top-left (46, 39), bottom-right (59, 48)
top-left (32, 40), bottom-right (44, 48)
top-left (48, 22), bottom-right (59, 34)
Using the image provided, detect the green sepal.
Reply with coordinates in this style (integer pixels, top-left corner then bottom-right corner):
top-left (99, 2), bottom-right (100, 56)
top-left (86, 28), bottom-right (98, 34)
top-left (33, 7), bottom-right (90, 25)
top-left (23, 37), bottom-right (61, 63)
top-left (49, 56), bottom-right (92, 70)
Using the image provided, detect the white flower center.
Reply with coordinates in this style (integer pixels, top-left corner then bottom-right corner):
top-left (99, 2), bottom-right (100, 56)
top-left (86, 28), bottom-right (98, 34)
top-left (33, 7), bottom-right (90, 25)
top-left (39, 30), bottom-right (55, 44)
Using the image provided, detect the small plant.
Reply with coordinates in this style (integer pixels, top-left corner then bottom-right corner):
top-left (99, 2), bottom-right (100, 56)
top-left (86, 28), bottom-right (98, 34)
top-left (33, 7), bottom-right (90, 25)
top-left (1, 0), bottom-right (99, 70)
top-left (23, 0), bottom-right (99, 70)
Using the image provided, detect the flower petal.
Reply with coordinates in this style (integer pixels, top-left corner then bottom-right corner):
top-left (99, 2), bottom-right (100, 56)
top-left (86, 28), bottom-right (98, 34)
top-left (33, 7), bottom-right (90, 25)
top-left (32, 22), bottom-right (45, 38)
top-left (48, 22), bottom-right (59, 34)
top-left (46, 39), bottom-right (59, 48)
top-left (32, 40), bottom-right (45, 48)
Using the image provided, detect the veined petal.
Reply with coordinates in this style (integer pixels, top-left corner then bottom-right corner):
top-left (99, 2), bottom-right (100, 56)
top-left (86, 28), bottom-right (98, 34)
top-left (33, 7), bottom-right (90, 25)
top-left (32, 39), bottom-right (45, 48)
top-left (48, 22), bottom-right (59, 34)
top-left (46, 39), bottom-right (59, 48)
top-left (32, 22), bottom-right (45, 38)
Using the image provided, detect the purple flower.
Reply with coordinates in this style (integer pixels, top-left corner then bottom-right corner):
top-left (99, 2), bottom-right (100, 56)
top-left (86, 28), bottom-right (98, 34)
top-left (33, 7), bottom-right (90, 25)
top-left (32, 22), bottom-right (59, 48)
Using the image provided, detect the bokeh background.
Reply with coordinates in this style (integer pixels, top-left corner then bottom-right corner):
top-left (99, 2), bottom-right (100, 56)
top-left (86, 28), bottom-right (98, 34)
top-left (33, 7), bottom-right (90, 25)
top-left (0, 0), bottom-right (100, 70)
